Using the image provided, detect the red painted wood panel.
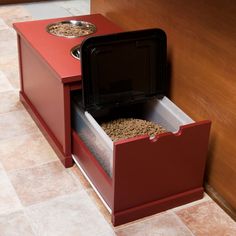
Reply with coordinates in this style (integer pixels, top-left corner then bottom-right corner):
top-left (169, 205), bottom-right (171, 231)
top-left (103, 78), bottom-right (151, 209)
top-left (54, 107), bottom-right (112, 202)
top-left (19, 92), bottom-right (73, 167)
top-left (72, 131), bottom-right (113, 208)
top-left (13, 14), bottom-right (123, 83)
top-left (112, 121), bottom-right (211, 213)
top-left (20, 39), bottom-right (68, 154)
top-left (112, 187), bottom-right (204, 226)
top-left (15, 14), bottom-right (124, 167)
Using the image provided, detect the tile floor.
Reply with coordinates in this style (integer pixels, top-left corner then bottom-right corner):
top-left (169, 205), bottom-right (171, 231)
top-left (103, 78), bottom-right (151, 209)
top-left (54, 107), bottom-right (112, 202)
top-left (0, 0), bottom-right (235, 235)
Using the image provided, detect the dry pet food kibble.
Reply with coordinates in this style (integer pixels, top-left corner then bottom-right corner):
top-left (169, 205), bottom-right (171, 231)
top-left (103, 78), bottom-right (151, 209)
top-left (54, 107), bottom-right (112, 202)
top-left (101, 118), bottom-right (166, 142)
top-left (48, 23), bottom-right (94, 37)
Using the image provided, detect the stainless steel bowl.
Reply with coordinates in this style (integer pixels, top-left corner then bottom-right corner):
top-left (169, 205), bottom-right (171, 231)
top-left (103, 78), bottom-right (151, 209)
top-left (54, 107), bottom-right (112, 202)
top-left (46, 20), bottom-right (96, 38)
top-left (71, 45), bottom-right (81, 60)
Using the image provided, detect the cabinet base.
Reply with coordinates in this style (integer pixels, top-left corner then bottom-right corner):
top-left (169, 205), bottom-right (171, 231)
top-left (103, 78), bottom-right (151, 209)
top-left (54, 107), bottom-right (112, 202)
top-left (112, 187), bottom-right (204, 226)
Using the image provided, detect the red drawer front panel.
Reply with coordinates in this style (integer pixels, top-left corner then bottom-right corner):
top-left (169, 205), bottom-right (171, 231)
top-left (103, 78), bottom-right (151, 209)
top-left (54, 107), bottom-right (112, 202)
top-left (113, 120), bottom-right (211, 212)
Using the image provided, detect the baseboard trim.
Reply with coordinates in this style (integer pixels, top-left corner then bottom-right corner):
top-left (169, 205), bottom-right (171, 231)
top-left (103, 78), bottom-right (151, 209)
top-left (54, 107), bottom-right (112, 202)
top-left (112, 187), bottom-right (204, 226)
top-left (205, 183), bottom-right (236, 221)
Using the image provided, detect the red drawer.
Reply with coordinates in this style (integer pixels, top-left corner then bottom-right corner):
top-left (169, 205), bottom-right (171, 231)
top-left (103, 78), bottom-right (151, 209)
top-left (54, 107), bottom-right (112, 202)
top-left (72, 96), bottom-right (211, 226)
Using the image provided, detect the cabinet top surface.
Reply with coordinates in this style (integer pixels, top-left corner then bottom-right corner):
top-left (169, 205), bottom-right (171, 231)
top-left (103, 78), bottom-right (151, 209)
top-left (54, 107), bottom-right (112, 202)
top-left (13, 14), bottom-right (122, 83)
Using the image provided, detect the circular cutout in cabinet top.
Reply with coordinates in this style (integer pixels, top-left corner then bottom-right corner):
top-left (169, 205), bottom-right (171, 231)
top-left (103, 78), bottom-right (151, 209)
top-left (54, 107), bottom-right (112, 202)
top-left (46, 20), bottom-right (96, 38)
top-left (71, 44), bottom-right (81, 60)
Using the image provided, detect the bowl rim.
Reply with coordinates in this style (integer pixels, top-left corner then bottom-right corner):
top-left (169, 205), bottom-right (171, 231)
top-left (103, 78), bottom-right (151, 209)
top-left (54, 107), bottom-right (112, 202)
top-left (71, 44), bottom-right (81, 60)
top-left (46, 20), bottom-right (97, 38)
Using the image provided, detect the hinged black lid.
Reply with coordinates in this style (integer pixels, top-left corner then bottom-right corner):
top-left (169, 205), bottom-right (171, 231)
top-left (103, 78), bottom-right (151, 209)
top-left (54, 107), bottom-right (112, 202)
top-left (80, 28), bottom-right (167, 112)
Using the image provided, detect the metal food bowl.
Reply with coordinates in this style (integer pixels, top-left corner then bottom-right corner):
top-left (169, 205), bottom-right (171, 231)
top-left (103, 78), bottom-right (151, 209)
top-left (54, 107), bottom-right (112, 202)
top-left (71, 45), bottom-right (81, 60)
top-left (46, 20), bottom-right (96, 38)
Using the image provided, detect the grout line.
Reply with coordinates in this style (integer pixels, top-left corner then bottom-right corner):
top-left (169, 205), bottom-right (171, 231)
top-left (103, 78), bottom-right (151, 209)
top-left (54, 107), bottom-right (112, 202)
top-left (0, 107), bottom-right (32, 116)
top-left (0, 209), bottom-right (23, 219)
top-left (22, 209), bottom-right (38, 236)
top-left (85, 188), bottom-right (110, 215)
top-left (171, 211), bottom-right (195, 236)
top-left (22, 188), bottom-right (102, 235)
top-left (60, 6), bottom-right (74, 16)
top-left (5, 160), bottom-right (59, 175)
top-left (5, 173), bottom-right (85, 216)
top-left (114, 211), bottom-right (168, 230)
top-left (0, 168), bottom-right (24, 217)
top-left (66, 166), bottom-right (91, 188)
top-left (0, 127), bottom-right (40, 144)
top-left (170, 193), bottom-right (212, 212)
top-left (23, 189), bottom-right (86, 210)
top-left (0, 89), bottom-right (20, 94)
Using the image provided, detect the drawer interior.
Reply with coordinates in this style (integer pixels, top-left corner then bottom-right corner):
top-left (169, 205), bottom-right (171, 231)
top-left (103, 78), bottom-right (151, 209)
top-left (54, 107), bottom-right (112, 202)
top-left (71, 92), bottom-right (194, 177)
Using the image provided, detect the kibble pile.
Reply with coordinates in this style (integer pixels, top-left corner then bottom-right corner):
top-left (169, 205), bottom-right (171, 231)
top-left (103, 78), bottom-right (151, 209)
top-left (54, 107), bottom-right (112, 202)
top-left (48, 23), bottom-right (95, 37)
top-left (101, 118), bottom-right (166, 142)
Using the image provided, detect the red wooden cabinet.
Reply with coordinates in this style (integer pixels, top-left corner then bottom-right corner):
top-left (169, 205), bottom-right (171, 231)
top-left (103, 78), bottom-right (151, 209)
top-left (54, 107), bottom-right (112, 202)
top-left (14, 15), bottom-right (211, 226)
top-left (14, 14), bottom-right (122, 167)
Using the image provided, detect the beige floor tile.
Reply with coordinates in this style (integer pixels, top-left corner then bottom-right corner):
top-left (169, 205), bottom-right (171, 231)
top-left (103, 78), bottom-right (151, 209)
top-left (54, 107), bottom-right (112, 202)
top-left (0, 71), bottom-right (13, 92)
top-left (0, 165), bottom-right (22, 215)
top-left (0, 28), bottom-right (17, 43)
top-left (0, 53), bottom-right (18, 68)
top-left (0, 33), bottom-right (17, 64)
top-left (0, 109), bottom-right (38, 141)
top-left (0, 62), bottom-right (20, 89)
top-left (69, 165), bottom-right (92, 190)
top-left (175, 201), bottom-right (236, 236)
top-left (86, 188), bottom-right (111, 224)
top-left (0, 211), bottom-right (35, 236)
top-left (25, 190), bottom-right (115, 236)
top-left (0, 47), bottom-right (17, 63)
top-left (9, 161), bottom-right (82, 206)
top-left (57, 0), bottom-right (90, 15)
top-left (0, 90), bottom-right (23, 114)
top-left (0, 131), bottom-right (57, 171)
top-left (0, 54), bottom-right (17, 83)
top-left (70, 165), bottom-right (111, 223)
top-left (0, 5), bottom-right (32, 27)
top-left (7, 15), bottom-right (33, 27)
top-left (0, 18), bottom-right (9, 30)
top-left (171, 192), bottom-right (211, 212)
top-left (115, 212), bottom-right (193, 236)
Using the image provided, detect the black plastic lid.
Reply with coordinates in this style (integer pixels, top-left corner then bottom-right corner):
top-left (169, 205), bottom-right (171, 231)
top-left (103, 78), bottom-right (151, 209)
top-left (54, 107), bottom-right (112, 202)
top-left (80, 28), bottom-right (167, 112)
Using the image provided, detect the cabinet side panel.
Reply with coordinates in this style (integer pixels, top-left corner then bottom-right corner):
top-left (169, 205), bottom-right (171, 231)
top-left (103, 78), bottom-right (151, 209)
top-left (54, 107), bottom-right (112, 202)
top-left (20, 39), bottom-right (67, 154)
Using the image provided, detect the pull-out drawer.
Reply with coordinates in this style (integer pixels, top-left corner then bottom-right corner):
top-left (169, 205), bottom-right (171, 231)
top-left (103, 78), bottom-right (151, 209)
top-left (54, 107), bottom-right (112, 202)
top-left (71, 95), bottom-right (211, 226)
